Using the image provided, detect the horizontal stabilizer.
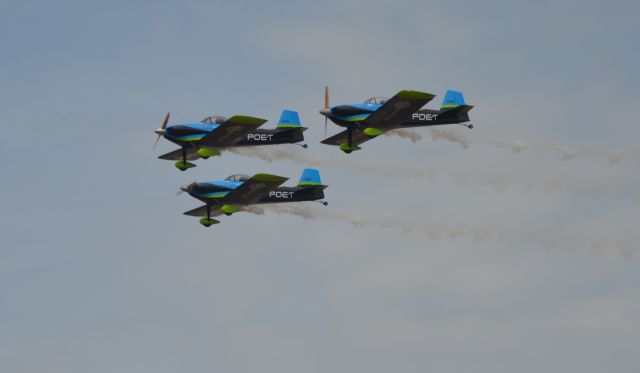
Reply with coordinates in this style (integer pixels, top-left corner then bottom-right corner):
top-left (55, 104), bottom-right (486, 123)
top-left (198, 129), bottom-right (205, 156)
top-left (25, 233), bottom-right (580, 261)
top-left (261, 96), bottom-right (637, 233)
top-left (455, 104), bottom-right (474, 114)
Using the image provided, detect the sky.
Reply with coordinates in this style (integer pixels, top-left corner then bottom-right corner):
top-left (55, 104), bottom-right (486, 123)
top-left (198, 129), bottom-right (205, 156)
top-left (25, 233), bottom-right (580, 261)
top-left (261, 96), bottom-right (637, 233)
top-left (1, 0), bottom-right (639, 372)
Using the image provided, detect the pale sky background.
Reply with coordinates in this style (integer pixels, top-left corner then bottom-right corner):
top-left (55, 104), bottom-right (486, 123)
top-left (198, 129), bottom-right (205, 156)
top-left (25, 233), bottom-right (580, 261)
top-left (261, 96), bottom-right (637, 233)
top-left (1, 0), bottom-right (639, 372)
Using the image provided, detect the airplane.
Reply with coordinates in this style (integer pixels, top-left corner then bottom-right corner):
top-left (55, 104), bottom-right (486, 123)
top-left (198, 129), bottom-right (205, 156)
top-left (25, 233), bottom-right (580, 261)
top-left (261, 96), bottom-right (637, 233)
top-left (154, 110), bottom-right (307, 171)
top-left (319, 87), bottom-right (474, 153)
top-left (179, 168), bottom-right (328, 227)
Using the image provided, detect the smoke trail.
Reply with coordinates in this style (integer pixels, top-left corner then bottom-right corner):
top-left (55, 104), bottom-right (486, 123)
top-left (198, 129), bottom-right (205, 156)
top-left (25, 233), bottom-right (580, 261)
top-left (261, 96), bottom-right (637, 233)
top-left (381, 127), bottom-right (474, 149)
top-left (250, 204), bottom-right (502, 243)
top-left (581, 148), bottom-right (624, 165)
top-left (385, 129), bottom-right (422, 143)
top-left (381, 127), bottom-right (624, 165)
top-left (385, 126), bottom-right (472, 149)
top-left (533, 143), bottom-right (577, 160)
top-left (226, 146), bottom-right (630, 195)
top-left (492, 139), bottom-right (528, 154)
top-left (428, 128), bottom-right (472, 148)
top-left (245, 204), bottom-right (635, 254)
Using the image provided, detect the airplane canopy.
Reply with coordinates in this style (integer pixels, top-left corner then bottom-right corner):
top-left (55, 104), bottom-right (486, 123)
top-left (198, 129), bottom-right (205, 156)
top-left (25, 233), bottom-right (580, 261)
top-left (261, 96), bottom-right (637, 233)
top-left (201, 116), bottom-right (227, 124)
top-left (364, 97), bottom-right (389, 105)
top-left (224, 174), bottom-right (251, 182)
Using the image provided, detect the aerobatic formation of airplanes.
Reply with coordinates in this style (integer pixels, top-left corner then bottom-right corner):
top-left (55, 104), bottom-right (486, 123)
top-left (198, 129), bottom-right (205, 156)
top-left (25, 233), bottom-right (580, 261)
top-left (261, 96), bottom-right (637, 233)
top-left (154, 110), bottom-right (307, 171)
top-left (179, 169), bottom-right (328, 227)
top-left (155, 87), bottom-right (474, 227)
top-left (319, 86), bottom-right (474, 153)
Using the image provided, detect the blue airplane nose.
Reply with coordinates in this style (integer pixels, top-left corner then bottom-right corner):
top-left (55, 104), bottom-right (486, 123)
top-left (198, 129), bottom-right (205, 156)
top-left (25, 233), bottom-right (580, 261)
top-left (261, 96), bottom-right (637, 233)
top-left (319, 108), bottom-right (331, 116)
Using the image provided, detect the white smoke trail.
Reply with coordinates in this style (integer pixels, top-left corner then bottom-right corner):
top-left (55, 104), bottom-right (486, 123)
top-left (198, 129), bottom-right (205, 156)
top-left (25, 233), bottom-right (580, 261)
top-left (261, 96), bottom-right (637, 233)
top-left (250, 204), bottom-right (503, 243)
top-left (245, 204), bottom-right (635, 254)
top-left (385, 129), bottom-right (422, 143)
top-left (428, 128), bottom-right (472, 148)
top-left (380, 127), bottom-right (625, 165)
top-left (491, 139), bottom-right (528, 154)
top-left (533, 143), bottom-right (577, 160)
top-left (581, 148), bottom-right (624, 165)
top-left (383, 127), bottom-right (474, 149)
top-left (226, 146), bottom-right (630, 195)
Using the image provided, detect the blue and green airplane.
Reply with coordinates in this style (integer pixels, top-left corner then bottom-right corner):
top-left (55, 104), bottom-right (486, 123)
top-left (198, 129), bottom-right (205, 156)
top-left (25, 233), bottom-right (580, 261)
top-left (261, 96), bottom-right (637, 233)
top-left (179, 168), bottom-right (328, 227)
top-left (319, 87), bottom-right (474, 153)
top-left (154, 110), bottom-right (307, 171)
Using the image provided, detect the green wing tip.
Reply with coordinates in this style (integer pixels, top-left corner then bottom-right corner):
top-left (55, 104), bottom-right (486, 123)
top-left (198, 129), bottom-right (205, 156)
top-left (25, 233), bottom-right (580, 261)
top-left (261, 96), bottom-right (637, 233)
top-left (398, 90), bottom-right (435, 100)
top-left (229, 115), bottom-right (268, 125)
top-left (253, 173), bottom-right (289, 182)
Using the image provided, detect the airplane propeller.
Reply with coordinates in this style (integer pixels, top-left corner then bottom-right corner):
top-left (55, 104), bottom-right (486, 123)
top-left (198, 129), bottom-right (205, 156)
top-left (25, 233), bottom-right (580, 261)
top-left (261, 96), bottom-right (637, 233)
top-left (177, 181), bottom-right (197, 195)
top-left (154, 112), bottom-right (170, 148)
top-left (323, 85), bottom-right (330, 137)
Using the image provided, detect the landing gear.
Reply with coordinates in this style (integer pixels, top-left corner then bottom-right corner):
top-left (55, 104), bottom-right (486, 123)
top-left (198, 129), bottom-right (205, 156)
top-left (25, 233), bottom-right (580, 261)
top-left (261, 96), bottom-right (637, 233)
top-left (175, 161), bottom-right (196, 171)
top-left (339, 144), bottom-right (361, 153)
top-left (467, 124), bottom-right (474, 129)
top-left (199, 217), bottom-right (219, 227)
top-left (339, 129), bottom-right (361, 154)
top-left (175, 148), bottom-right (196, 171)
top-left (199, 204), bottom-right (219, 227)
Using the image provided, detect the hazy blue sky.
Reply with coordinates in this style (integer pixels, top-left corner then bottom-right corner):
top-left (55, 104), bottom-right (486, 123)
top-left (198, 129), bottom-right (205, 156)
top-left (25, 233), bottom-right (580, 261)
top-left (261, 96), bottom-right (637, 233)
top-left (1, 1), bottom-right (638, 372)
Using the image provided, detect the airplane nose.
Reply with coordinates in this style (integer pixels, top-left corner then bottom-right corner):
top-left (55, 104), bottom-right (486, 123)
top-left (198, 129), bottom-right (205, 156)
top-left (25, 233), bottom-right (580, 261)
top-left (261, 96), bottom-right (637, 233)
top-left (319, 108), bottom-right (331, 116)
top-left (154, 128), bottom-right (165, 135)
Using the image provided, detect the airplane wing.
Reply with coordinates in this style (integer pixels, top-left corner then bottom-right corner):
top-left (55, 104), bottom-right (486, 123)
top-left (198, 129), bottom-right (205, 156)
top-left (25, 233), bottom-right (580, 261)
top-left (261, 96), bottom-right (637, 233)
top-left (320, 128), bottom-right (375, 147)
top-left (183, 204), bottom-right (265, 217)
top-left (221, 173), bottom-right (289, 204)
top-left (198, 115), bottom-right (268, 146)
top-left (362, 90), bottom-right (435, 129)
top-left (158, 147), bottom-right (200, 161)
top-left (183, 205), bottom-right (224, 217)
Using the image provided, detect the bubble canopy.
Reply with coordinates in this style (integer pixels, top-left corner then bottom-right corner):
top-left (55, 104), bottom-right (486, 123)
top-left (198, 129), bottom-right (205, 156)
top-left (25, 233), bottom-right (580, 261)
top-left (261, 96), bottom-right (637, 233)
top-left (224, 174), bottom-right (250, 182)
top-left (364, 97), bottom-right (389, 105)
top-left (200, 116), bottom-right (227, 124)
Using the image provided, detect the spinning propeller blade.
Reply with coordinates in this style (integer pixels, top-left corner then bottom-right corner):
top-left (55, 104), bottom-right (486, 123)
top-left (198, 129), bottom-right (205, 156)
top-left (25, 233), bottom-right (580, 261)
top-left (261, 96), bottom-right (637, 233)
top-left (324, 85), bottom-right (329, 109)
top-left (154, 112), bottom-right (170, 148)
top-left (324, 85), bottom-right (329, 137)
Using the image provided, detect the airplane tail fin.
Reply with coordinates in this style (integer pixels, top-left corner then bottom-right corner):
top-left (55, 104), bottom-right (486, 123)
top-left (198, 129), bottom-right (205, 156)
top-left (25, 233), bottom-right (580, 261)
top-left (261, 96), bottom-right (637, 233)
top-left (440, 90), bottom-right (466, 110)
top-left (277, 109), bottom-right (301, 128)
top-left (439, 90), bottom-right (473, 121)
top-left (297, 168), bottom-right (326, 200)
top-left (298, 168), bottom-right (322, 186)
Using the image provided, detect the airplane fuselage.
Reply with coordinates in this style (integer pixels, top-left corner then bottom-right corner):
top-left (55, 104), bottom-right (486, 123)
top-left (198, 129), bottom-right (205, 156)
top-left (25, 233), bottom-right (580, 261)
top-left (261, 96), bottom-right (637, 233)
top-left (325, 104), bottom-right (470, 129)
top-left (163, 123), bottom-right (306, 148)
top-left (186, 181), bottom-right (325, 205)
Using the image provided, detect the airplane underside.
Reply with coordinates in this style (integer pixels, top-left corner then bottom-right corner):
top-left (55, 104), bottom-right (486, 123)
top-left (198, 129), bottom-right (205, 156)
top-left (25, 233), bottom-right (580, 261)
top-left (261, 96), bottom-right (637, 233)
top-left (159, 128), bottom-right (308, 171)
